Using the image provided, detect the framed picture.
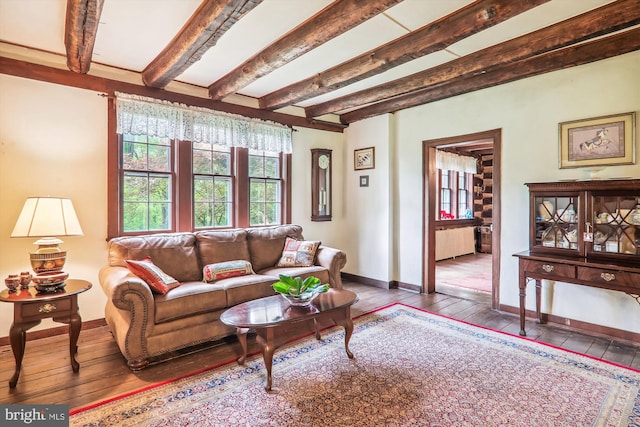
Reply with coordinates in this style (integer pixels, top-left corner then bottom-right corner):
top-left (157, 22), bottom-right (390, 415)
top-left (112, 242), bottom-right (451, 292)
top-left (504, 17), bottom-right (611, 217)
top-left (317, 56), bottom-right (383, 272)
top-left (558, 112), bottom-right (636, 169)
top-left (359, 175), bottom-right (369, 187)
top-left (354, 147), bottom-right (375, 170)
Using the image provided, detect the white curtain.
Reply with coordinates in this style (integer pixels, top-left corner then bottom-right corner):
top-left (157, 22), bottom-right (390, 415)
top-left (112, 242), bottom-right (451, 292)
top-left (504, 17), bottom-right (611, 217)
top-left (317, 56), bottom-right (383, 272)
top-left (115, 93), bottom-right (293, 153)
top-left (436, 150), bottom-right (477, 174)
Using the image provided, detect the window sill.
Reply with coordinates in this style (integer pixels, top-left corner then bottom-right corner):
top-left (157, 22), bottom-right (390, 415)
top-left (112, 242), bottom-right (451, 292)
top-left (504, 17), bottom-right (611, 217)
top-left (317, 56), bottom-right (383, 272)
top-left (435, 218), bottom-right (481, 230)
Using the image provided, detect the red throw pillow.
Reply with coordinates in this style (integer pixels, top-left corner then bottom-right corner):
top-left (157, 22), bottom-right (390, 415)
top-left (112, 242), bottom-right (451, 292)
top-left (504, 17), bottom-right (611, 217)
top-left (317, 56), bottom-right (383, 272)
top-left (125, 257), bottom-right (181, 295)
top-left (277, 237), bottom-right (321, 267)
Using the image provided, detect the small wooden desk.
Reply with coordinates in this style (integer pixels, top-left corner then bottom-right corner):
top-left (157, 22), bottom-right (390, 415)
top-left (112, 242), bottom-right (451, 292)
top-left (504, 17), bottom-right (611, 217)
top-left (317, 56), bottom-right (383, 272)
top-left (513, 251), bottom-right (639, 337)
top-left (0, 279), bottom-right (92, 388)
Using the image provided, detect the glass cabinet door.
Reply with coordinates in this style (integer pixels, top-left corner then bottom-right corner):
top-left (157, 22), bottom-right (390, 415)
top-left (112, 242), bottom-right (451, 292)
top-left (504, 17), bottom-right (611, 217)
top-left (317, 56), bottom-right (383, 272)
top-left (590, 194), bottom-right (640, 257)
top-left (534, 195), bottom-right (580, 253)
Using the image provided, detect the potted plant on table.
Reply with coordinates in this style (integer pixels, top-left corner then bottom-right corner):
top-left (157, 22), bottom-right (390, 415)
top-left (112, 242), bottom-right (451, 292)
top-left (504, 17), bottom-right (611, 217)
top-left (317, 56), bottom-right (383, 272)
top-left (272, 275), bottom-right (329, 306)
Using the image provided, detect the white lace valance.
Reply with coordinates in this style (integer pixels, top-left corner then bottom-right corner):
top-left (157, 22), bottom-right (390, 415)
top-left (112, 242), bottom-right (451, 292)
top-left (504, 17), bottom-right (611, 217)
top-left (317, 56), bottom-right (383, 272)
top-left (115, 93), bottom-right (292, 153)
top-left (436, 150), bottom-right (477, 174)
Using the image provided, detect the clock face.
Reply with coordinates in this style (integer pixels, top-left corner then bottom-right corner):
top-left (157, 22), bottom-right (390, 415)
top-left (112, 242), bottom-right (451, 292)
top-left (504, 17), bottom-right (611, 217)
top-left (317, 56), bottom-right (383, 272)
top-left (318, 154), bottom-right (330, 169)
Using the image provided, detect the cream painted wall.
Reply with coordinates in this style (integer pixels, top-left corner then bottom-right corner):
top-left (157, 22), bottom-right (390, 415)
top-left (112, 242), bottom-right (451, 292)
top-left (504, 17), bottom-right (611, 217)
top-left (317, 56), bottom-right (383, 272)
top-left (345, 51), bottom-right (640, 333)
top-left (343, 115), bottom-right (393, 281)
top-left (290, 127), bottom-right (346, 248)
top-left (0, 74), bottom-right (345, 339)
top-left (0, 75), bottom-right (109, 337)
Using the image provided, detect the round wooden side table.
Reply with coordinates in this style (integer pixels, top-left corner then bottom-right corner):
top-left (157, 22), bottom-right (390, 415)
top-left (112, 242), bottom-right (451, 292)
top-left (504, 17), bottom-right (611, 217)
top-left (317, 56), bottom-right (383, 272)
top-left (0, 279), bottom-right (92, 388)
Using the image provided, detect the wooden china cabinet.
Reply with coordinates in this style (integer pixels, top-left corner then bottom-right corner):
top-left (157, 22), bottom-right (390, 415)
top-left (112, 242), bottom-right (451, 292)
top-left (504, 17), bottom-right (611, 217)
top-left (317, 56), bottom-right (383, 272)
top-left (513, 179), bottom-right (640, 336)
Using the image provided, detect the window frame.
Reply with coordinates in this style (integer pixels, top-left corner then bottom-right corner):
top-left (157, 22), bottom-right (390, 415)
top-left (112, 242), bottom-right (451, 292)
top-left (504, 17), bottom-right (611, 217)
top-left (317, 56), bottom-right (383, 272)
top-left (437, 169), bottom-right (474, 220)
top-left (107, 100), bottom-right (292, 238)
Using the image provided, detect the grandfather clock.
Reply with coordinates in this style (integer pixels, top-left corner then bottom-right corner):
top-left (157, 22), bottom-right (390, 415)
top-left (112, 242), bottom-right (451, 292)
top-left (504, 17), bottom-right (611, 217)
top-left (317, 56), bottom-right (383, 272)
top-left (311, 149), bottom-right (332, 221)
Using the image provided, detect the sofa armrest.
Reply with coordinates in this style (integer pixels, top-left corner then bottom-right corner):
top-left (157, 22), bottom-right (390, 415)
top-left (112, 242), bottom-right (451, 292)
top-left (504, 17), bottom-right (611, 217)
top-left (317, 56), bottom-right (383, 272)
top-left (99, 265), bottom-right (155, 312)
top-left (315, 246), bottom-right (347, 289)
top-left (99, 265), bottom-right (156, 366)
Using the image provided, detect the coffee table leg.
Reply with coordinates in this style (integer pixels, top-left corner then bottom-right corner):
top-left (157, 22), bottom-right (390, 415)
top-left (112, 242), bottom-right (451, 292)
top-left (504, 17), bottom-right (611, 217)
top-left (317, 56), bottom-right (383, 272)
top-left (332, 308), bottom-right (354, 359)
top-left (263, 342), bottom-right (274, 392)
top-left (236, 327), bottom-right (249, 364)
top-left (256, 332), bottom-right (276, 392)
top-left (343, 316), bottom-right (354, 359)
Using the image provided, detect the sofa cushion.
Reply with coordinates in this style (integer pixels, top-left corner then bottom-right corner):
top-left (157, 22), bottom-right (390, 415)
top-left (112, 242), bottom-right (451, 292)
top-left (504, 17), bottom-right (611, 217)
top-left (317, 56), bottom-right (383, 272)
top-left (154, 281), bottom-right (227, 324)
top-left (277, 237), bottom-right (320, 267)
top-left (108, 233), bottom-right (201, 282)
top-left (195, 229), bottom-right (251, 268)
top-left (217, 274), bottom-right (280, 307)
top-left (203, 260), bottom-right (254, 283)
top-left (246, 225), bottom-right (304, 271)
top-left (125, 257), bottom-right (181, 295)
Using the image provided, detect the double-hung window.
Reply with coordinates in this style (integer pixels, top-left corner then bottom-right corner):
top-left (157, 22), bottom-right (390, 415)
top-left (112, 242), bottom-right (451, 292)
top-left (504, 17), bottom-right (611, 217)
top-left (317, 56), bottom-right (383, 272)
top-left (437, 169), bottom-right (473, 219)
top-left (121, 134), bottom-right (173, 232)
top-left (193, 143), bottom-right (233, 228)
top-left (435, 150), bottom-right (477, 220)
top-left (440, 171), bottom-right (451, 218)
top-left (109, 94), bottom-right (292, 238)
top-left (249, 151), bottom-right (282, 226)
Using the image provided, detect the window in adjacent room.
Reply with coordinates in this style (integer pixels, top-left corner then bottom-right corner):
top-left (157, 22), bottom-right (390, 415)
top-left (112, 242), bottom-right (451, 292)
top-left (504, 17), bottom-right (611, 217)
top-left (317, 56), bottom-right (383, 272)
top-left (435, 150), bottom-right (477, 220)
top-left (437, 170), bottom-right (473, 219)
top-left (440, 170), bottom-right (452, 219)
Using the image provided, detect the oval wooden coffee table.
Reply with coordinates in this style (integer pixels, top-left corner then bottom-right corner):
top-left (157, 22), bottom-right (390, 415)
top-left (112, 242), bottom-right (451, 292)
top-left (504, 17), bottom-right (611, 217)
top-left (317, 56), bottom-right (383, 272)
top-left (220, 288), bottom-right (358, 391)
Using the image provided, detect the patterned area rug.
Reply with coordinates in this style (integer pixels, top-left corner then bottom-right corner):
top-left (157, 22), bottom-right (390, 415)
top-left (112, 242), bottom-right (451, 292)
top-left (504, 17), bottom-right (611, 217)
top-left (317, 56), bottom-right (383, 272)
top-left (71, 304), bottom-right (640, 426)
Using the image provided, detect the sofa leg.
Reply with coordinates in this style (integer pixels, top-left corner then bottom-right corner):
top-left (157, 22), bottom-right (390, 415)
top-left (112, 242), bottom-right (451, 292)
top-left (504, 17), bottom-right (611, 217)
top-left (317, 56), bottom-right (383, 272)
top-left (128, 358), bottom-right (149, 371)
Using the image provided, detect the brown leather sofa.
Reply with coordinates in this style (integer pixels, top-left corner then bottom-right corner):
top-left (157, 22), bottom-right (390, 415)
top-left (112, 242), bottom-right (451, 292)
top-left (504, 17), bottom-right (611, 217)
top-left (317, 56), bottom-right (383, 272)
top-left (98, 225), bottom-right (347, 370)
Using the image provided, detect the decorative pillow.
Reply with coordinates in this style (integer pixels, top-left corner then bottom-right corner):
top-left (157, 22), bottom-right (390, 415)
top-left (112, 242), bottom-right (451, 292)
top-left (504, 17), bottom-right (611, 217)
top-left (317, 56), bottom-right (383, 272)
top-left (125, 257), bottom-right (181, 295)
top-left (276, 237), bottom-right (321, 267)
top-left (203, 260), bottom-right (254, 283)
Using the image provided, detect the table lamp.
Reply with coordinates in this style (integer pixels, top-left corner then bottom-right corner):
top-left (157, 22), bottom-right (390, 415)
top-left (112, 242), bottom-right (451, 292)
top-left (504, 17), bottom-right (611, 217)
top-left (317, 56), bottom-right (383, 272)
top-left (11, 197), bottom-right (83, 291)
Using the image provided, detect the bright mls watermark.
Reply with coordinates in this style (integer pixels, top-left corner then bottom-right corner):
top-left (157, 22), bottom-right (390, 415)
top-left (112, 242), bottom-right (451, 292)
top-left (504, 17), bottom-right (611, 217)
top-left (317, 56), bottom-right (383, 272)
top-left (1, 405), bottom-right (68, 426)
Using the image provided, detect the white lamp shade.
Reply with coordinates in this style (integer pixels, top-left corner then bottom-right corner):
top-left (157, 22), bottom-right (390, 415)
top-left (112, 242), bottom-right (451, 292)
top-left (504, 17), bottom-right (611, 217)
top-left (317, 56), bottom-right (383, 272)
top-left (11, 197), bottom-right (84, 238)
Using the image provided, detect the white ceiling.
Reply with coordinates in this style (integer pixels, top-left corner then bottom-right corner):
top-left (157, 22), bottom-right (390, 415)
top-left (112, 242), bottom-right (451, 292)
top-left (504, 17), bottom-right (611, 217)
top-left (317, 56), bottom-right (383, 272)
top-left (0, 0), bottom-right (620, 115)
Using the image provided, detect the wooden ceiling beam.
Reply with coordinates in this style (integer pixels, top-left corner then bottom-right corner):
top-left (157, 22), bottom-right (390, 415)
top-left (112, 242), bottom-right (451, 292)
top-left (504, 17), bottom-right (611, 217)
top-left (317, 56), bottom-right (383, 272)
top-left (259, 0), bottom-right (550, 111)
top-left (0, 56), bottom-right (345, 133)
top-left (307, 0), bottom-right (640, 118)
top-left (207, 0), bottom-right (403, 100)
top-left (142, 0), bottom-right (262, 88)
top-left (339, 28), bottom-right (640, 124)
top-left (64, 0), bottom-right (104, 74)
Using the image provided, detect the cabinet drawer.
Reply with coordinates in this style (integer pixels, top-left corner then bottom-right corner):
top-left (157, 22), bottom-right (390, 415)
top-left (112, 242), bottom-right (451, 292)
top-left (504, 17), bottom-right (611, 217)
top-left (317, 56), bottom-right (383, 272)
top-left (577, 267), bottom-right (640, 290)
top-left (21, 298), bottom-right (71, 318)
top-left (523, 260), bottom-right (575, 278)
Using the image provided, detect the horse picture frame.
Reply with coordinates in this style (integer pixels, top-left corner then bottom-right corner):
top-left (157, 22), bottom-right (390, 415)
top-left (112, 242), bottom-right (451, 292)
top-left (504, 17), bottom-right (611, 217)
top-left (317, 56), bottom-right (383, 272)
top-left (558, 111), bottom-right (635, 169)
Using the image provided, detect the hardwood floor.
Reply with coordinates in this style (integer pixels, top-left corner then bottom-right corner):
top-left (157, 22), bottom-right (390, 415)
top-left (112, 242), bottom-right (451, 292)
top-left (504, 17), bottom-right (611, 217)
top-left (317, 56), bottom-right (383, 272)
top-left (1, 281), bottom-right (638, 409)
top-left (436, 252), bottom-right (492, 296)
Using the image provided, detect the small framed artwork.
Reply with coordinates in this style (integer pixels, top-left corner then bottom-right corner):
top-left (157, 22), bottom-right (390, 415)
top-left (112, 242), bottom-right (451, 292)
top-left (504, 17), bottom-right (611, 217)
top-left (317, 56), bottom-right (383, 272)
top-left (354, 147), bottom-right (375, 170)
top-left (359, 175), bottom-right (369, 187)
top-left (558, 112), bottom-right (636, 168)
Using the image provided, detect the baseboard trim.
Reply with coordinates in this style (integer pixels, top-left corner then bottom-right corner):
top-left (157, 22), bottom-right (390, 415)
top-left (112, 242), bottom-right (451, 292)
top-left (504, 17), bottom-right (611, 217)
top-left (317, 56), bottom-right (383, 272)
top-left (394, 281), bottom-right (421, 293)
top-left (341, 272), bottom-right (393, 289)
top-left (0, 318), bottom-right (107, 347)
top-left (499, 304), bottom-right (640, 344)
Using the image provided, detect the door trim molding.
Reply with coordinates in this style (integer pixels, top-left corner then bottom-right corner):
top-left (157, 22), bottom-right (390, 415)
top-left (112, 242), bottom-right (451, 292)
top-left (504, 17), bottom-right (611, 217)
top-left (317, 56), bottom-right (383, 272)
top-left (422, 129), bottom-right (502, 309)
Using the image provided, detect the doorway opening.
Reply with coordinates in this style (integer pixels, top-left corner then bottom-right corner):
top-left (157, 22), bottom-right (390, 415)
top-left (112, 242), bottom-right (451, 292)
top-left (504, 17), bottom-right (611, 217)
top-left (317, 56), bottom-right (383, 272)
top-left (422, 130), bottom-right (501, 309)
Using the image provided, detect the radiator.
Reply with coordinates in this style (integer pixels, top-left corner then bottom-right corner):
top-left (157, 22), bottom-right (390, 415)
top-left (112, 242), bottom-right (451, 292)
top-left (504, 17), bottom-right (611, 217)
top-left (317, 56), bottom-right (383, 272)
top-left (435, 227), bottom-right (476, 261)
